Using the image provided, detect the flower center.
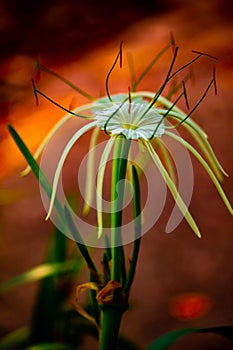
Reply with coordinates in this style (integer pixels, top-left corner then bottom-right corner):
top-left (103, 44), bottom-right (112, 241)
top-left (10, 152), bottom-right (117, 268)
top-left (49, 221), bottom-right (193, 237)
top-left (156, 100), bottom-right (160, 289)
top-left (122, 123), bottom-right (138, 130)
top-left (95, 102), bottom-right (165, 140)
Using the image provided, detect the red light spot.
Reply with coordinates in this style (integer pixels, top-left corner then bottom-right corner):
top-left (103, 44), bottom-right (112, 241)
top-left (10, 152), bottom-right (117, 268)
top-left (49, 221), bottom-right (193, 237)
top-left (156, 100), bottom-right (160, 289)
top-left (169, 292), bottom-right (212, 321)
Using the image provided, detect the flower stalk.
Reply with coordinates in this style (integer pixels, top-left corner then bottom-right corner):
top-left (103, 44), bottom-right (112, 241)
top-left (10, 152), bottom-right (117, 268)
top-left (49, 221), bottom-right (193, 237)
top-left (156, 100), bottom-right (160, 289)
top-left (99, 305), bottom-right (127, 350)
top-left (111, 136), bottom-right (130, 283)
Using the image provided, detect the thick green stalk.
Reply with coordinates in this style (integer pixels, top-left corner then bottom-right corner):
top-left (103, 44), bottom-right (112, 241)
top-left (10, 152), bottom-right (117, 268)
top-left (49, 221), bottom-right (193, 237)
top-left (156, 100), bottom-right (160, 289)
top-left (99, 137), bottom-right (131, 350)
top-left (111, 136), bottom-right (131, 282)
top-left (99, 305), bottom-right (127, 350)
top-left (124, 165), bottom-right (141, 293)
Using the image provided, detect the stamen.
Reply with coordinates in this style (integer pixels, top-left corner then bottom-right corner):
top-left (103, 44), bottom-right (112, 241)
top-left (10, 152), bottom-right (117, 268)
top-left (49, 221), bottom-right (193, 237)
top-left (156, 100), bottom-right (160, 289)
top-left (154, 97), bottom-right (228, 180)
top-left (33, 86), bottom-right (91, 119)
top-left (150, 91), bottom-right (183, 139)
top-left (192, 50), bottom-right (218, 61)
top-left (170, 32), bottom-right (176, 53)
top-left (182, 80), bottom-right (190, 109)
top-left (148, 93), bottom-right (228, 179)
top-left (21, 101), bottom-right (101, 176)
top-left (168, 53), bottom-right (202, 82)
top-left (149, 46), bottom-right (179, 107)
top-left (36, 60), bottom-right (94, 100)
top-left (175, 75), bottom-right (215, 127)
top-left (136, 46), bottom-right (179, 122)
top-left (105, 40), bottom-right (123, 102)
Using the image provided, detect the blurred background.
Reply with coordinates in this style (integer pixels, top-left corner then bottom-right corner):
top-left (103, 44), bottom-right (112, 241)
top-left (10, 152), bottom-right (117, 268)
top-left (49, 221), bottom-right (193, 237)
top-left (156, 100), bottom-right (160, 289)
top-left (0, 0), bottom-right (233, 349)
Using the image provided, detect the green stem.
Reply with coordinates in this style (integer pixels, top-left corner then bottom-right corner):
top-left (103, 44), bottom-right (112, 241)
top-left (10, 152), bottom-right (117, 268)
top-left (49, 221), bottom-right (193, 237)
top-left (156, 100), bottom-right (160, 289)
top-left (124, 165), bottom-right (141, 293)
top-left (111, 136), bottom-right (131, 282)
top-left (99, 305), bottom-right (126, 350)
top-left (99, 137), bottom-right (131, 350)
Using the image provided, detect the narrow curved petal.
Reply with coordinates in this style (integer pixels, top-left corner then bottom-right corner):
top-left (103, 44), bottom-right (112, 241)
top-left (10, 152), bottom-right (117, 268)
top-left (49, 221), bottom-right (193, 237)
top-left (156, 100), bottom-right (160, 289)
top-left (166, 112), bottom-right (228, 180)
top-left (82, 127), bottom-right (100, 215)
top-left (96, 136), bottom-right (116, 238)
top-left (21, 114), bottom-right (73, 176)
top-left (46, 121), bottom-right (97, 220)
top-left (156, 94), bottom-right (228, 179)
top-left (21, 101), bottom-right (98, 176)
top-left (145, 140), bottom-right (201, 238)
top-left (136, 91), bottom-right (228, 180)
top-left (165, 131), bottom-right (233, 215)
top-left (156, 138), bottom-right (177, 185)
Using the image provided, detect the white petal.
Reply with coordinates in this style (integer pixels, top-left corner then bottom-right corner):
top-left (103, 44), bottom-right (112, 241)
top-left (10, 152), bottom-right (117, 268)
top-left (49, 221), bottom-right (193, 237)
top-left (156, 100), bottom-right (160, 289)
top-left (95, 102), bottom-right (165, 140)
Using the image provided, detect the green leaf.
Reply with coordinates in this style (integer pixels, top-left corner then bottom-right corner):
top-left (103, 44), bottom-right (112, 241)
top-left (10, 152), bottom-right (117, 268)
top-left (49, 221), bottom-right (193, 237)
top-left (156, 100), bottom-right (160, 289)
top-left (146, 326), bottom-right (233, 350)
top-left (8, 124), bottom-right (40, 180)
top-left (146, 328), bottom-right (196, 350)
top-left (0, 327), bottom-right (29, 350)
top-left (0, 260), bottom-right (79, 293)
top-left (8, 123), bottom-right (98, 280)
top-left (7, 124), bottom-right (66, 227)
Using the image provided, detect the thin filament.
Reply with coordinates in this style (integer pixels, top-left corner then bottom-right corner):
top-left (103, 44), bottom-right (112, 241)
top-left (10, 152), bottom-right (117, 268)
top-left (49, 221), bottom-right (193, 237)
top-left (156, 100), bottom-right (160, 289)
top-left (46, 121), bottom-right (97, 220)
top-left (33, 86), bottom-right (91, 119)
top-left (145, 141), bottom-right (201, 238)
top-left (21, 101), bottom-right (99, 176)
top-left (105, 41), bottom-right (123, 102)
top-left (96, 137), bottom-right (116, 238)
top-left (149, 91), bottom-right (184, 139)
top-left (165, 131), bottom-right (233, 214)
top-left (83, 127), bottom-right (100, 215)
top-left (174, 75), bottom-right (215, 127)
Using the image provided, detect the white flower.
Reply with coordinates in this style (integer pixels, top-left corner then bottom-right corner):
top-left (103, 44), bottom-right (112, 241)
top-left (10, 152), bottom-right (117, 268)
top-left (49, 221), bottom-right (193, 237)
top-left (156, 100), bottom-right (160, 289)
top-left (22, 43), bottom-right (233, 239)
top-left (22, 91), bottom-right (233, 238)
top-left (95, 102), bottom-right (165, 140)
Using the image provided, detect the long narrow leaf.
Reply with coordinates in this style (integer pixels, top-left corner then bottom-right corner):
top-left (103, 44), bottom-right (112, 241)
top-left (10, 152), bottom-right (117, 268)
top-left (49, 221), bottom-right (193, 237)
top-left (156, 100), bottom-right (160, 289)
top-left (146, 326), bottom-right (233, 350)
top-left (0, 327), bottom-right (29, 350)
top-left (0, 260), bottom-right (80, 293)
top-left (7, 124), bottom-right (68, 232)
top-left (8, 124), bottom-right (41, 180)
